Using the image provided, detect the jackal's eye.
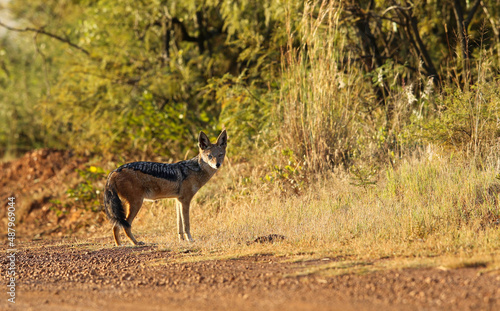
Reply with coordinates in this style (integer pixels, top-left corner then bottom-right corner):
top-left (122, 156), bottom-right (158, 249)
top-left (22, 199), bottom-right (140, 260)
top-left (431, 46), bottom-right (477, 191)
top-left (208, 155), bottom-right (213, 160)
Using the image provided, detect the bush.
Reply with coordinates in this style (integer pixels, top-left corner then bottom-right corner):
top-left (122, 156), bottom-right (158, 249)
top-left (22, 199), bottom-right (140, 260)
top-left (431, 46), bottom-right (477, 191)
top-left (425, 82), bottom-right (500, 161)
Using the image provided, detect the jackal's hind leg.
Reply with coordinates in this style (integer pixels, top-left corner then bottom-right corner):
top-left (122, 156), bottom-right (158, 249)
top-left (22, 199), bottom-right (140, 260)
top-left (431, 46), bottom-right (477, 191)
top-left (112, 223), bottom-right (121, 246)
top-left (123, 199), bottom-right (145, 246)
top-left (123, 226), bottom-right (144, 246)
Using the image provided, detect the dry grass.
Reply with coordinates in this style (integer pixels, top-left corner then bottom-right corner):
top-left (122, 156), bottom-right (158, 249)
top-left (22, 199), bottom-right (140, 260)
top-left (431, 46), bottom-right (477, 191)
top-left (279, 0), bottom-right (367, 170)
top-left (121, 146), bottom-right (500, 271)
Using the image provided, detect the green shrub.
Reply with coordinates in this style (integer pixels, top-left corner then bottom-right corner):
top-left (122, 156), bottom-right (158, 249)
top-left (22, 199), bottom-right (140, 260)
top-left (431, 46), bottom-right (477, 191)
top-left (66, 165), bottom-right (108, 212)
top-left (424, 82), bottom-right (500, 161)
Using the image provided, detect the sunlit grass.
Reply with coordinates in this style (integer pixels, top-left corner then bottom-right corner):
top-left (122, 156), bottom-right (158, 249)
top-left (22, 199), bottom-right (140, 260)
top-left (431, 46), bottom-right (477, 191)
top-left (124, 149), bottom-right (500, 271)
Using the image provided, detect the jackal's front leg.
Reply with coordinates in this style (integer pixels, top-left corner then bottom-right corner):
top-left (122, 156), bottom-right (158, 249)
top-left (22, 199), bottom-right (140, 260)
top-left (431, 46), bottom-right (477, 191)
top-left (176, 201), bottom-right (185, 242)
top-left (176, 199), bottom-right (193, 242)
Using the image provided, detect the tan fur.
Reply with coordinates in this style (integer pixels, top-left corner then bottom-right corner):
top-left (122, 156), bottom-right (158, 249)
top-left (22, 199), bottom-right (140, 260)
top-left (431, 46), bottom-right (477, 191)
top-left (104, 130), bottom-right (227, 246)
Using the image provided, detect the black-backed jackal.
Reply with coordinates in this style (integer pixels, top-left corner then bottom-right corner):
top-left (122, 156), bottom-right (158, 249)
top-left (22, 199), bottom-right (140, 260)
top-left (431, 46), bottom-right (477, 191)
top-left (103, 130), bottom-right (227, 246)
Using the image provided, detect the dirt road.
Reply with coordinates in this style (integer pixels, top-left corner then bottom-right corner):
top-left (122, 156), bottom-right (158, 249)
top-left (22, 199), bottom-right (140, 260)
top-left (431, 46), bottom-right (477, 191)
top-left (1, 239), bottom-right (499, 311)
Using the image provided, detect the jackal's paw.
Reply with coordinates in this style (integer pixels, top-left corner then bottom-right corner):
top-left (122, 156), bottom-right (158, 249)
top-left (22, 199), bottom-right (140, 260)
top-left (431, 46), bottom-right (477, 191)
top-left (178, 236), bottom-right (194, 243)
top-left (134, 241), bottom-right (145, 246)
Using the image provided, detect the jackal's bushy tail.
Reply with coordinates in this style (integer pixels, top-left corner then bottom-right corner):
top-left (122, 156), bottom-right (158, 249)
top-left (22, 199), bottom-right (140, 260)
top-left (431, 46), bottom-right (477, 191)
top-left (103, 178), bottom-right (130, 228)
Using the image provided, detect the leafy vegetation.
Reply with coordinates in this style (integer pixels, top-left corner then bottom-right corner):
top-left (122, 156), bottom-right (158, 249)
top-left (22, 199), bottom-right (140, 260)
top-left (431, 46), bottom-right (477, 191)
top-left (1, 0), bottom-right (499, 163)
top-left (66, 165), bottom-right (108, 212)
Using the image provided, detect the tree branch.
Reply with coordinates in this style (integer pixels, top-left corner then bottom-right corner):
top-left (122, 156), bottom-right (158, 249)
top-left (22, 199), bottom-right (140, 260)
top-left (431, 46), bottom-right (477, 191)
top-left (480, 1), bottom-right (500, 39)
top-left (409, 13), bottom-right (438, 79)
top-left (452, 0), bottom-right (481, 60)
top-left (171, 17), bottom-right (198, 43)
top-left (465, 0), bottom-right (482, 30)
top-left (0, 20), bottom-right (90, 56)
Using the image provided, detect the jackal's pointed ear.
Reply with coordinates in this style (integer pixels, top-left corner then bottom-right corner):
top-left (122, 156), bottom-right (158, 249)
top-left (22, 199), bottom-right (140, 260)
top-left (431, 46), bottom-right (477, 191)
top-left (216, 129), bottom-right (228, 147)
top-left (198, 131), bottom-right (211, 150)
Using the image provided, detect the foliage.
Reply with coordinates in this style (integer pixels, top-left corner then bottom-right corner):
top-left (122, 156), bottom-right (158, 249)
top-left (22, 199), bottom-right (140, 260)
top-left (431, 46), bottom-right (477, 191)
top-left (0, 34), bottom-right (47, 155)
top-left (1, 0), bottom-right (287, 158)
top-left (424, 81), bottom-right (500, 160)
top-left (0, 0), bottom-right (499, 169)
top-left (349, 164), bottom-right (378, 189)
top-left (66, 165), bottom-right (108, 212)
top-left (263, 149), bottom-right (307, 195)
top-left (206, 72), bottom-right (277, 158)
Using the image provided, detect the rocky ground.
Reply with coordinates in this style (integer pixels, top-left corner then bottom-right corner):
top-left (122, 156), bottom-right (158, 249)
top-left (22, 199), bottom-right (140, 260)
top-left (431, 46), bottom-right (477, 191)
top-left (2, 239), bottom-right (499, 311)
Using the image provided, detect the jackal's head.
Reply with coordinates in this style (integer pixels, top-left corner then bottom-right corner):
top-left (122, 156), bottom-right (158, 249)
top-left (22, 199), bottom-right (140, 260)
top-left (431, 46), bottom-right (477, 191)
top-left (198, 130), bottom-right (227, 169)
